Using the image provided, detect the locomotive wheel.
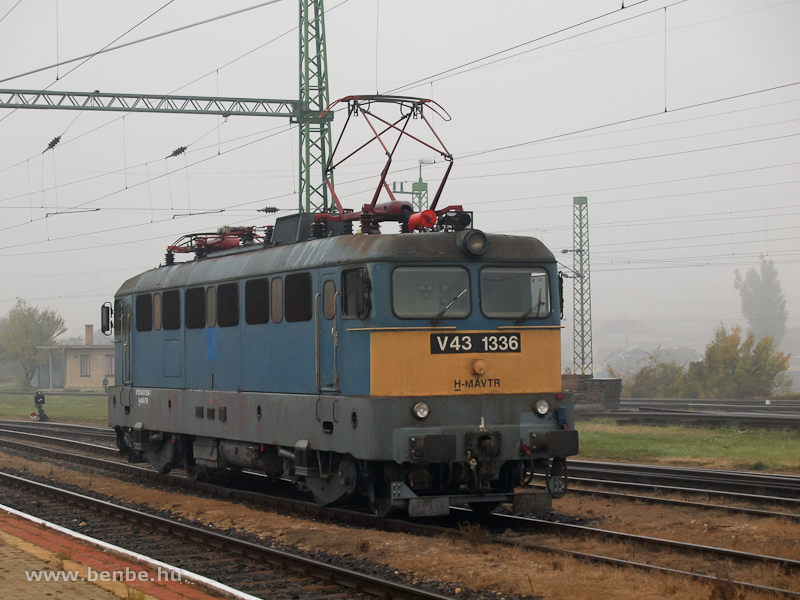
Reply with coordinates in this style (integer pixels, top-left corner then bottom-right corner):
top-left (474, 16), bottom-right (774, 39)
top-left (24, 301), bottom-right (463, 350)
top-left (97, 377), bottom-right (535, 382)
top-left (184, 451), bottom-right (206, 481)
top-left (306, 455), bottom-right (358, 506)
top-left (367, 487), bottom-right (392, 518)
top-left (144, 439), bottom-right (176, 474)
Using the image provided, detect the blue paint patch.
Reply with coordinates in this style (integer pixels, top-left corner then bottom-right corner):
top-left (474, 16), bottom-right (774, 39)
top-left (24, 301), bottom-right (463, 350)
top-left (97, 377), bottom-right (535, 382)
top-left (206, 326), bottom-right (217, 361)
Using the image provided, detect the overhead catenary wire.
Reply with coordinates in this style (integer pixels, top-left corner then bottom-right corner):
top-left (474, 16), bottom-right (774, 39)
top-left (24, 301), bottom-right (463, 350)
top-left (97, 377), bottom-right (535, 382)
top-left (0, 0), bottom-right (23, 25)
top-left (0, 0), bottom-right (284, 86)
top-left (0, 123), bottom-right (297, 239)
top-left (385, 0), bottom-right (679, 96)
top-left (0, 2), bottom-right (792, 284)
top-left (1, 96), bottom-right (794, 243)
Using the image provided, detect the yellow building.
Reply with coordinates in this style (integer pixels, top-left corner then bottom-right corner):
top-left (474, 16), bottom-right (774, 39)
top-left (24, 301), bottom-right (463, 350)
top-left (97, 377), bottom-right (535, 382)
top-left (33, 326), bottom-right (114, 391)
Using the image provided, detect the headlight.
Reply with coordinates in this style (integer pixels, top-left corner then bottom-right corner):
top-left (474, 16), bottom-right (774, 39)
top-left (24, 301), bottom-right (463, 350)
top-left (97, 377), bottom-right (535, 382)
top-left (534, 399), bottom-right (550, 416)
top-left (413, 402), bottom-right (430, 419)
top-left (460, 230), bottom-right (488, 258)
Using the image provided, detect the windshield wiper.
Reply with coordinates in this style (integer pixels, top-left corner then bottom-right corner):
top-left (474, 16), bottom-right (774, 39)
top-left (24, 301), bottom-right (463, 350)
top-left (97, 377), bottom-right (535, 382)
top-left (516, 289), bottom-right (546, 323)
top-left (431, 287), bottom-right (468, 325)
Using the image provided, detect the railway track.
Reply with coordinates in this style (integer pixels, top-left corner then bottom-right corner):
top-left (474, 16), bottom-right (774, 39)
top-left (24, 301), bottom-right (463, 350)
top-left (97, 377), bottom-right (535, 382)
top-left (1, 426), bottom-right (798, 596)
top-left (0, 471), bottom-right (460, 600)
top-left (4, 419), bottom-right (797, 510)
top-left (619, 398), bottom-right (800, 413)
top-left (567, 459), bottom-right (800, 499)
top-left (0, 418), bottom-right (114, 434)
top-left (581, 397), bottom-right (800, 428)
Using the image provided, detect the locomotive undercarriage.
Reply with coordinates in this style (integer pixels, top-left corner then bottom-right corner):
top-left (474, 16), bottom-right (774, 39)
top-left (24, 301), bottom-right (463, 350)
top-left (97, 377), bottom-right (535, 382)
top-left (115, 424), bottom-right (569, 517)
top-left (110, 385), bottom-right (577, 516)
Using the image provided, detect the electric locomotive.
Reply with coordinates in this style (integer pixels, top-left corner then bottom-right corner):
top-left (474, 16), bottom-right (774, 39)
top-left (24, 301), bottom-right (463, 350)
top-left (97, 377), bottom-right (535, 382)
top-left (101, 96), bottom-right (578, 517)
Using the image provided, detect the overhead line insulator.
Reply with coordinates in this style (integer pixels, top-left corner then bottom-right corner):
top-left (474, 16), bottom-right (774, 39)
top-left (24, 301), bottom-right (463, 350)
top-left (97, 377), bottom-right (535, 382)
top-left (43, 135), bottom-right (62, 153)
top-left (167, 146), bottom-right (187, 158)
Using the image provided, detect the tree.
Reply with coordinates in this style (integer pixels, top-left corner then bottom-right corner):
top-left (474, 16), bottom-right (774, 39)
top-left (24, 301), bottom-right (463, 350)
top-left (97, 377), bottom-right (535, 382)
top-left (734, 256), bottom-right (788, 347)
top-left (682, 324), bottom-right (789, 398)
top-left (618, 325), bottom-right (790, 399)
top-left (626, 360), bottom-right (685, 399)
top-left (0, 299), bottom-right (67, 382)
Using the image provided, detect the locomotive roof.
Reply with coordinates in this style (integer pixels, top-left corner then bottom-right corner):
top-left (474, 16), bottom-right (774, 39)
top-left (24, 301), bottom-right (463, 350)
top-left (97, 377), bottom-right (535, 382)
top-left (115, 231), bottom-right (555, 296)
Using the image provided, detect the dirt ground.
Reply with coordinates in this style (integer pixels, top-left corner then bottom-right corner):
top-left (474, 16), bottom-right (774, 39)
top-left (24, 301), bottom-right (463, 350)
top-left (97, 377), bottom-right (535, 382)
top-left (1, 450), bottom-right (798, 599)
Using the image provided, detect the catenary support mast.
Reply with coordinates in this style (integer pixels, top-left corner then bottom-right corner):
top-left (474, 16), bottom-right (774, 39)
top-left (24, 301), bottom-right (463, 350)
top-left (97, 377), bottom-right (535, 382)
top-left (297, 0), bottom-right (333, 213)
top-left (572, 196), bottom-right (593, 375)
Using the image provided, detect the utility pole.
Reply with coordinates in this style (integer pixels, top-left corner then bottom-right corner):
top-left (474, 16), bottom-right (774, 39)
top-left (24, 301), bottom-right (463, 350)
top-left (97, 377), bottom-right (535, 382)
top-left (572, 196), bottom-right (593, 375)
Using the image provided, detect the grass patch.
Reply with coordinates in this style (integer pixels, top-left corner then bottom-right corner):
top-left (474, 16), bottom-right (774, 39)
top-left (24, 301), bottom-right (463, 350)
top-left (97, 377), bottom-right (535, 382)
top-left (0, 392), bottom-right (107, 425)
top-left (577, 419), bottom-right (800, 473)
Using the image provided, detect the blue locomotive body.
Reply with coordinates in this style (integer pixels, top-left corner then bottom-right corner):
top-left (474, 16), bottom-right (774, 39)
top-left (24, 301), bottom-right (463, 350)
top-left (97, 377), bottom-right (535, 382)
top-left (106, 221), bottom-right (578, 516)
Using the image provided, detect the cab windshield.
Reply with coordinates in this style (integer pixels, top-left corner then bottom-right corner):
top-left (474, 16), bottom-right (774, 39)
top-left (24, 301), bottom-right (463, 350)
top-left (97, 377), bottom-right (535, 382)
top-left (392, 267), bottom-right (470, 319)
top-left (480, 267), bottom-right (550, 319)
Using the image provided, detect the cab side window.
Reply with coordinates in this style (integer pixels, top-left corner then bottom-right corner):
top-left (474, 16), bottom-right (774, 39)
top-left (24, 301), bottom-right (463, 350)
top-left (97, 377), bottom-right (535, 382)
top-left (342, 268), bottom-right (370, 319)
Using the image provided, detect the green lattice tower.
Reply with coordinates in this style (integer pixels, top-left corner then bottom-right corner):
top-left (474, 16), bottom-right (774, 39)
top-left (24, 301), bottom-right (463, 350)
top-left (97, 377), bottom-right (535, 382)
top-left (572, 196), bottom-right (593, 375)
top-left (392, 163), bottom-right (430, 211)
top-left (411, 163), bottom-right (429, 211)
top-left (298, 0), bottom-right (333, 213)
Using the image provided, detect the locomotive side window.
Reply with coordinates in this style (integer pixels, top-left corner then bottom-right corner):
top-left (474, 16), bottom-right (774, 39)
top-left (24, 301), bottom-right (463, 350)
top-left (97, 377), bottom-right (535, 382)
top-left (480, 267), bottom-right (550, 319)
top-left (217, 283), bottom-right (240, 327)
top-left (153, 293), bottom-right (162, 331)
top-left (162, 290), bottom-right (181, 330)
top-left (271, 278), bottom-right (283, 323)
top-left (135, 294), bottom-right (153, 332)
top-left (114, 299), bottom-right (123, 333)
top-left (285, 273), bottom-right (313, 322)
top-left (206, 286), bottom-right (217, 327)
top-left (392, 267), bottom-right (470, 319)
top-left (342, 268), bottom-right (370, 319)
top-left (323, 280), bottom-right (336, 320)
top-left (245, 278), bottom-right (269, 325)
top-left (185, 287), bottom-right (206, 329)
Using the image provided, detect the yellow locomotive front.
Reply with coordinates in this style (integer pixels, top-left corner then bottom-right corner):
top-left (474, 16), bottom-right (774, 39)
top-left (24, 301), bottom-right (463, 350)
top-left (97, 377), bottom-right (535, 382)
top-left (333, 230), bottom-right (578, 516)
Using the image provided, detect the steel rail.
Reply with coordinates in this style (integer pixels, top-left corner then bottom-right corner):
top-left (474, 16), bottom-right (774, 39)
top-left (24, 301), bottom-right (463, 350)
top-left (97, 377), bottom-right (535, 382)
top-left (0, 471), bottom-right (454, 600)
top-left (580, 409), bottom-right (800, 428)
top-left (562, 474), bottom-right (800, 508)
top-left (0, 428), bottom-right (118, 455)
top-left (0, 419), bottom-right (116, 437)
top-left (486, 510), bottom-right (800, 569)
top-left (556, 485), bottom-right (800, 521)
top-left (489, 532), bottom-right (800, 598)
top-left (568, 459), bottom-right (800, 498)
